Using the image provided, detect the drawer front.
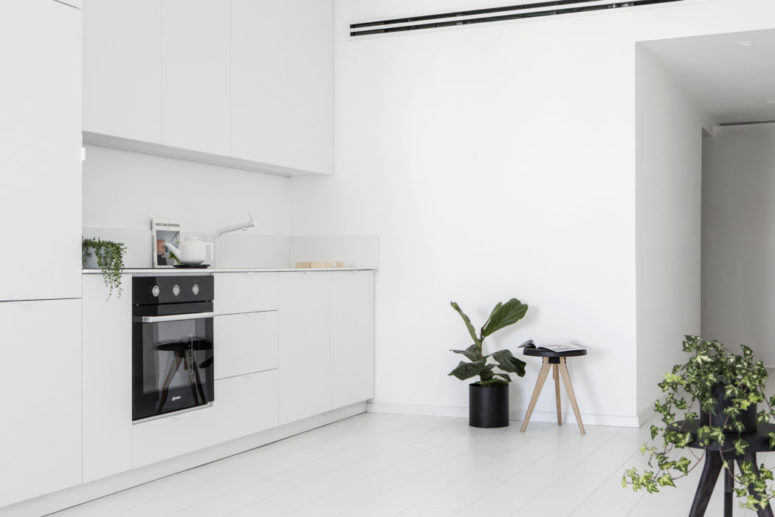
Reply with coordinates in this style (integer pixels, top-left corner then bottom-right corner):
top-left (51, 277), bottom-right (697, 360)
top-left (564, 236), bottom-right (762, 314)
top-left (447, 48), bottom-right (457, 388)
top-left (132, 407), bottom-right (216, 468)
top-left (215, 272), bottom-right (278, 314)
top-left (215, 370), bottom-right (278, 443)
top-left (215, 311), bottom-right (278, 379)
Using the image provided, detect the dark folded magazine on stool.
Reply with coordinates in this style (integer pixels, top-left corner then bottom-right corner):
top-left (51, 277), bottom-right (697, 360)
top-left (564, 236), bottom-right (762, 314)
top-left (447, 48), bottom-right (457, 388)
top-left (519, 340), bottom-right (585, 353)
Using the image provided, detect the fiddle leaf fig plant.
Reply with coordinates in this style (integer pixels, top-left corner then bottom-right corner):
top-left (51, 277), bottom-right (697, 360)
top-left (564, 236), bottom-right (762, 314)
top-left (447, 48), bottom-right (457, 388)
top-left (82, 237), bottom-right (127, 299)
top-left (622, 336), bottom-right (775, 511)
top-left (448, 299), bottom-right (528, 387)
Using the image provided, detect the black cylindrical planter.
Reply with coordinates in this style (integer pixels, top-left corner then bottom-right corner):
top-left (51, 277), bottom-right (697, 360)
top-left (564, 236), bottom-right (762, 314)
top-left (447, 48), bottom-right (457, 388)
top-left (700, 384), bottom-right (758, 433)
top-left (469, 384), bottom-right (509, 428)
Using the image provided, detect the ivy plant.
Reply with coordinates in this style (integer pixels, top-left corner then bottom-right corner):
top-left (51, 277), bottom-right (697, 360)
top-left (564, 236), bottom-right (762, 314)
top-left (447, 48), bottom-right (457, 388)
top-left (622, 336), bottom-right (775, 511)
top-left (82, 238), bottom-right (127, 298)
top-left (448, 299), bottom-right (528, 387)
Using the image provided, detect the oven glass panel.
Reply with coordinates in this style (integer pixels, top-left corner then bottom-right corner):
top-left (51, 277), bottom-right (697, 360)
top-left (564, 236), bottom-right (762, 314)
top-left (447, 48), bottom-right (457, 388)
top-left (135, 317), bottom-right (213, 420)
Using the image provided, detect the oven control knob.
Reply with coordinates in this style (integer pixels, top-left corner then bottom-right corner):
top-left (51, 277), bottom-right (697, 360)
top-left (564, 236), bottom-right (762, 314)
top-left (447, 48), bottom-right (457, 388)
top-left (151, 285), bottom-right (160, 297)
top-left (172, 284), bottom-right (180, 296)
top-left (192, 284), bottom-right (200, 296)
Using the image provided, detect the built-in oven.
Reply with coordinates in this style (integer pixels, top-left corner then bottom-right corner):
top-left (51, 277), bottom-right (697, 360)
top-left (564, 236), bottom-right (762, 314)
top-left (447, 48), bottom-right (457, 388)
top-left (132, 276), bottom-right (214, 421)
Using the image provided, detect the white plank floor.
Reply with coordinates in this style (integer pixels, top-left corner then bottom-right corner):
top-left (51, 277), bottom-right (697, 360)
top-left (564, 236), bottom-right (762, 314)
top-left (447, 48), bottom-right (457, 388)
top-left (49, 413), bottom-right (771, 517)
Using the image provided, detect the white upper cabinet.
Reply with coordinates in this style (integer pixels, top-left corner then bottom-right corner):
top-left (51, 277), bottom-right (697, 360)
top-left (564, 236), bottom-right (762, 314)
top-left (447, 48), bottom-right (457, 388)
top-left (162, 0), bottom-right (229, 155)
top-left (83, 0), bottom-right (333, 175)
top-left (0, 0), bottom-right (81, 302)
top-left (231, 0), bottom-right (333, 174)
top-left (83, 0), bottom-right (162, 143)
top-left (230, 0), bottom-right (290, 168)
top-left (283, 0), bottom-right (333, 174)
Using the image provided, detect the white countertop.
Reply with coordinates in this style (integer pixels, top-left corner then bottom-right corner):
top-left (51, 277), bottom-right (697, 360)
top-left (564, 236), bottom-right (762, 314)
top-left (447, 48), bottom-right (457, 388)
top-left (83, 267), bottom-right (376, 275)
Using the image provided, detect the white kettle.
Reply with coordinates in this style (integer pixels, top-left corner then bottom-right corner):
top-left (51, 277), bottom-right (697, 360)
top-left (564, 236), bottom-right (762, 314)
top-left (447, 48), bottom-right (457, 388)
top-left (165, 236), bottom-right (213, 266)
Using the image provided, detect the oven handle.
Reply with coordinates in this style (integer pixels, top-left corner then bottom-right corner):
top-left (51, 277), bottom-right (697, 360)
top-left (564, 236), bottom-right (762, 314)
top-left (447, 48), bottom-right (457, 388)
top-left (135, 312), bottom-right (215, 324)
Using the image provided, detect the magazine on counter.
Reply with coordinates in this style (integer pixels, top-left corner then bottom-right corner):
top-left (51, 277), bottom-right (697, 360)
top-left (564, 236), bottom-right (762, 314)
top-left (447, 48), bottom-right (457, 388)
top-left (519, 340), bottom-right (585, 353)
top-left (151, 219), bottom-right (181, 268)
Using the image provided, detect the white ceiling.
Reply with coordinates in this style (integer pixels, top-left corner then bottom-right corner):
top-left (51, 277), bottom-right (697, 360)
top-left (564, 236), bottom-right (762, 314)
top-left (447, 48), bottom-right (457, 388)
top-left (640, 29), bottom-right (775, 125)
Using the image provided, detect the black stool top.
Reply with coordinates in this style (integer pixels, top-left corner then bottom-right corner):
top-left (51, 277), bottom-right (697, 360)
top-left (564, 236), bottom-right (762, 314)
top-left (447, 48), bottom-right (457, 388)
top-left (676, 421), bottom-right (775, 453)
top-left (522, 346), bottom-right (587, 359)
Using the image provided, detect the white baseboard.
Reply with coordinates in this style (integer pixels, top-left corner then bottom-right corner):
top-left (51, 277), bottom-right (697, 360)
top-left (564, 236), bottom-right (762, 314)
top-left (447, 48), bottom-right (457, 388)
top-left (3, 403), bottom-right (366, 517)
top-left (366, 402), bottom-right (642, 428)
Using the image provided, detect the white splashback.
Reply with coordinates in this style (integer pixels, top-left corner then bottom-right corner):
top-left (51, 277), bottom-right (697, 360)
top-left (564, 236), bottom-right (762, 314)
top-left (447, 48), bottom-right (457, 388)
top-left (82, 227), bottom-right (377, 270)
top-left (215, 233), bottom-right (290, 268)
top-left (289, 235), bottom-right (379, 269)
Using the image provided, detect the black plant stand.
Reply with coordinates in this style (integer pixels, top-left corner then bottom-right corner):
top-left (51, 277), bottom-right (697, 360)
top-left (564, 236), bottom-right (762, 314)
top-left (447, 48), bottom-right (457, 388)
top-left (679, 421), bottom-right (775, 517)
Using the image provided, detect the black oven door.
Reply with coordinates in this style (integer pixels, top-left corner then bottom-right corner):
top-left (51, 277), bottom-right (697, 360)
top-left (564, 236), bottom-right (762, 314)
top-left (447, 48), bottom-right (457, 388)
top-left (133, 303), bottom-right (214, 421)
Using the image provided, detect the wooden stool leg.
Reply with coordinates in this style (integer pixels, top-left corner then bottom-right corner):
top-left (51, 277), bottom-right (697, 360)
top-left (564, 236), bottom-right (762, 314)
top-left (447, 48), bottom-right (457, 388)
top-left (520, 358), bottom-right (551, 432)
top-left (558, 358), bottom-right (585, 435)
top-left (553, 364), bottom-right (562, 425)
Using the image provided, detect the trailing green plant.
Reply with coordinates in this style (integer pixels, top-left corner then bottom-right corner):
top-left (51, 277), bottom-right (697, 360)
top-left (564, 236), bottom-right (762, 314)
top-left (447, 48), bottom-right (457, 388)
top-left (82, 238), bottom-right (126, 298)
top-left (448, 299), bottom-right (528, 387)
top-left (622, 336), bottom-right (775, 511)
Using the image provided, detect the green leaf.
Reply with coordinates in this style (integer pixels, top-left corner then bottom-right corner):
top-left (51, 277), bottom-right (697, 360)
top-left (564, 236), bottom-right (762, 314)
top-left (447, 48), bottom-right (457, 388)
top-left (477, 378), bottom-right (509, 387)
top-left (492, 349), bottom-right (527, 377)
top-left (451, 302), bottom-right (481, 345)
top-left (448, 360), bottom-right (486, 381)
top-left (450, 344), bottom-right (480, 362)
top-left (481, 299), bottom-right (528, 337)
top-left (481, 302), bottom-right (502, 334)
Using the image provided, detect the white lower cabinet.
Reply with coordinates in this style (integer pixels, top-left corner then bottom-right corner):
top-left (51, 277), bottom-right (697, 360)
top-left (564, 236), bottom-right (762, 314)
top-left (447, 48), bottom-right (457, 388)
top-left (0, 299), bottom-right (82, 508)
top-left (331, 272), bottom-right (375, 408)
top-left (278, 273), bottom-right (332, 424)
top-left (215, 370), bottom-right (278, 443)
top-left (214, 272), bottom-right (278, 314)
top-left (278, 271), bottom-right (376, 424)
top-left (215, 311), bottom-right (278, 380)
top-left (82, 275), bottom-right (132, 482)
top-left (132, 407), bottom-right (216, 468)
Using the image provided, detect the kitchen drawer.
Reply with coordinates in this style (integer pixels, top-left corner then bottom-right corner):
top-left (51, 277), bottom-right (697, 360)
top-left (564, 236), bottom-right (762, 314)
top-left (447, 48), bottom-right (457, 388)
top-left (214, 272), bottom-right (278, 314)
top-left (215, 370), bottom-right (278, 443)
top-left (215, 311), bottom-right (278, 379)
top-left (132, 407), bottom-right (216, 468)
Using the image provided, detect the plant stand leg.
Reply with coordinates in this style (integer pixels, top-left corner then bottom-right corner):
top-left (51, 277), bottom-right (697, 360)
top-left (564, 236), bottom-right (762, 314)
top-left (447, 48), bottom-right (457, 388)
top-left (520, 358), bottom-right (551, 433)
top-left (558, 358), bottom-right (585, 435)
top-left (724, 458), bottom-right (733, 517)
top-left (689, 453), bottom-right (723, 517)
top-left (553, 364), bottom-right (562, 425)
top-left (735, 452), bottom-right (774, 517)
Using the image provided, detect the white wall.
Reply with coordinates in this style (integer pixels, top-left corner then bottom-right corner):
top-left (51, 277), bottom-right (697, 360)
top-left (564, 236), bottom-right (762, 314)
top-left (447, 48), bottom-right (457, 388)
top-left (289, 0), bottom-right (775, 426)
top-left (703, 124), bottom-right (775, 366)
top-left (83, 145), bottom-right (290, 235)
top-left (635, 46), bottom-right (704, 417)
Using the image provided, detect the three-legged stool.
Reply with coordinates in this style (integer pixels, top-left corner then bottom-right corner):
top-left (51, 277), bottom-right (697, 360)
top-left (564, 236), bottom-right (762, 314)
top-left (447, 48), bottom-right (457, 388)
top-left (520, 347), bottom-right (587, 434)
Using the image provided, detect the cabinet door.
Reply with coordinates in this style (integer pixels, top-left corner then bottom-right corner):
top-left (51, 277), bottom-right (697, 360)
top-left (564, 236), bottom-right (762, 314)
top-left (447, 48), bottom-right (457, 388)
top-left (278, 273), bottom-right (331, 424)
top-left (83, 0), bottom-right (161, 142)
top-left (230, 0), bottom-right (290, 166)
top-left (214, 273), bottom-right (279, 314)
top-left (215, 311), bottom-right (278, 380)
top-left (331, 272), bottom-right (375, 408)
top-left (215, 370), bottom-right (278, 443)
top-left (0, 299), bottom-right (82, 507)
top-left (284, 0), bottom-right (333, 174)
top-left (0, 0), bottom-right (81, 302)
top-left (82, 275), bottom-right (132, 483)
top-left (133, 407), bottom-right (216, 468)
top-left (161, 0), bottom-right (229, 155)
